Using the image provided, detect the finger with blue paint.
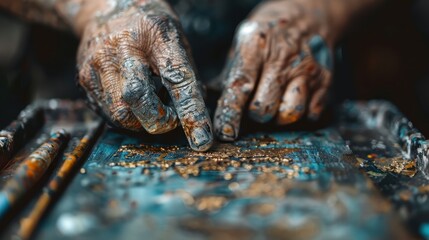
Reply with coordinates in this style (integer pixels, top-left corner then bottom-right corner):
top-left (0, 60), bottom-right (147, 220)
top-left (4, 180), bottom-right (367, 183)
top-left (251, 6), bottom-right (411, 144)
top-left (75, 0), bottom-right (213, 151)
top-left (153, 24), bottom-right (214, 151)
top-left (214, 0), bottom-right (386, 139)
top-left (119, 56), bottom-right (179, 134)
top-left (214, 21), bottom-right (263, 141)
top-left (214, 0), bottom-right (336, 140)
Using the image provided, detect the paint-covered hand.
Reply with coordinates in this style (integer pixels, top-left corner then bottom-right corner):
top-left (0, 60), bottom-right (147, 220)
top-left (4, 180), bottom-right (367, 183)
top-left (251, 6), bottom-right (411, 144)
top-left (76, 0), bottom-right (213, 151)
top-left (214, 0), bottom-right (335, 141)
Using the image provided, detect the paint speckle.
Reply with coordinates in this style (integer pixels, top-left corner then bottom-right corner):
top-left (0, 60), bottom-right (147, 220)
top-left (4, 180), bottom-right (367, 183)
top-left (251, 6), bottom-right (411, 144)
top-left (308, 35), bottom-right (332, 70)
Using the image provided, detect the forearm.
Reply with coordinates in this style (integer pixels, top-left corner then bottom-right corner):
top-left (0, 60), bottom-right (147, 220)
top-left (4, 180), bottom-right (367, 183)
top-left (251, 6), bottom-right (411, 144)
top-left (0, 0), bottom-right (75, 31)
top-left (0, 0), bottom-right (173, 37)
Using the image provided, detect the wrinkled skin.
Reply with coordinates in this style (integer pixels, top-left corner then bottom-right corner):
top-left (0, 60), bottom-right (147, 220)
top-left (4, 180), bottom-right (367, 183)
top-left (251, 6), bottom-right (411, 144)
top-left (0, 0), bottom-right (384, 149)
top-left (214, 0), bottom-right (336, 141)
top-left (214, 0), bottom-right (383, 141)
top-left (75, 0), bottom-right (214, 151)
top-left (0, 0), bottom-right (214, 151)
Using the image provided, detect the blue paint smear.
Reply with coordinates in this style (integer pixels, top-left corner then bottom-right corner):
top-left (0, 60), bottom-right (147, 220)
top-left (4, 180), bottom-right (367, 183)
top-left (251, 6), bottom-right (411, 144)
top-left (308, 35), bottom-right (333, 70)
top-left (0, 192), bottom-right (10, 218)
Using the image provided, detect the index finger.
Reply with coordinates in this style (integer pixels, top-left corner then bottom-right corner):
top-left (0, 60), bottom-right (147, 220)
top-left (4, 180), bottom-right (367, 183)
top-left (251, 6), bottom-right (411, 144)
top-left (153, 34), bottom-right (213, 151)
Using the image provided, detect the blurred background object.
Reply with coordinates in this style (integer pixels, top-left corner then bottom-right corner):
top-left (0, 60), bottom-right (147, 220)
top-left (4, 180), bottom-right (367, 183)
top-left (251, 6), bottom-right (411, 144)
top-left (0, 9), bottom-right (80, 129)
top-left (342, 0), bottom-right (429, 135)
top-left (0, 0), bottom-right (428, 135)
top-left (0, 13), bottom-right (30, 129)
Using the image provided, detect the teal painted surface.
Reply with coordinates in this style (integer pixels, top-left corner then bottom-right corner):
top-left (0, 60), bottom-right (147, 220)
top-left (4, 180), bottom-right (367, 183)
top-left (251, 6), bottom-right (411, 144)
top-left (2, 100), bottom-right (425, 239)
top-left (35, 128), bottom-right (402, 239)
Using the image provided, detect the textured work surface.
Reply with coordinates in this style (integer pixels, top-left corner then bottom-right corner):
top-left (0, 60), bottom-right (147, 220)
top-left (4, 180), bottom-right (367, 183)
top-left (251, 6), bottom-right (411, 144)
top-left (35, 129), bottom-right (406, 239)
top-left (338, 101), bottom-right (429, 238)
top-left (0, 100), bottom-right (428, 239)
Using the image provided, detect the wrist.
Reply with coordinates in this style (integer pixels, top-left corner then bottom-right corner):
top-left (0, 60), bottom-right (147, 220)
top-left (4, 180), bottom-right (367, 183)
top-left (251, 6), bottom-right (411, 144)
top-left (55, 0), bottom-right (113, 37)
top-left (63, 0), bottom-right (174, 37)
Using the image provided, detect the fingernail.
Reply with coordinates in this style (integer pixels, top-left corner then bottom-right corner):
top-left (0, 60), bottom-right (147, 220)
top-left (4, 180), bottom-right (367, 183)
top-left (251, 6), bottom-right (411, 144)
top-left (190, 126), bottom-right (213, 151)
top-left (218, 123), bottom-right (236, 142)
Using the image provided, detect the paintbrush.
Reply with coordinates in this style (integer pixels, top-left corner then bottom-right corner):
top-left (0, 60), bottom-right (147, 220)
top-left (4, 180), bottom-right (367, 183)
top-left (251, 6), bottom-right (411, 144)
top-left (18, 121), bottom-right (103, 240)
top-left (0, 105), bottom-right (45, 169)
top-left (0, 130), bottom-right (69, 220)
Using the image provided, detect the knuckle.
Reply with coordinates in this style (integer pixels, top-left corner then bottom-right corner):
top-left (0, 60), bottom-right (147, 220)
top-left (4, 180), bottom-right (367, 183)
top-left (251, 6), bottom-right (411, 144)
top-left (177, 101), bottom-right (208, 124)
top-left (237, 21), bottom-right (259, 37)
top-left (177, 99), bottom-right (199, 116)
top-left (120, 57), bottom-right (146, 75)
top-left (120, 59), bottom-right (149, 84)
top-left (161, 64), bottom-right (193, 84)
top-left (214, 105), bottom-right (239, 125)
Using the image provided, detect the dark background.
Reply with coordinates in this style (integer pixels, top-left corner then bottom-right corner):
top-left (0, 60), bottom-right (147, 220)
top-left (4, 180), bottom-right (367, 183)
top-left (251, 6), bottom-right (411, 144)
top-left (0, 0), bottom-right (428, 135)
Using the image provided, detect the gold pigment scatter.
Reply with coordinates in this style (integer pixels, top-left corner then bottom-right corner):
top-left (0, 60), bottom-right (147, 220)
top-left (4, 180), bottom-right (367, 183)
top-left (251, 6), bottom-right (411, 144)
top-left (224, 173), bottom-right (233, 181)
top-left (194, 196), bottom-right (228, 213)
top-left (371, 156), bottom-right (417, 177)
top-left (110, 139), bottom-right (298, 178)
top-left (239, 173), bottom-right (288, 199)
top-left (244, 203), bottom-right (276, 216)
top-left (176, 172), bottom-right (393, 237)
